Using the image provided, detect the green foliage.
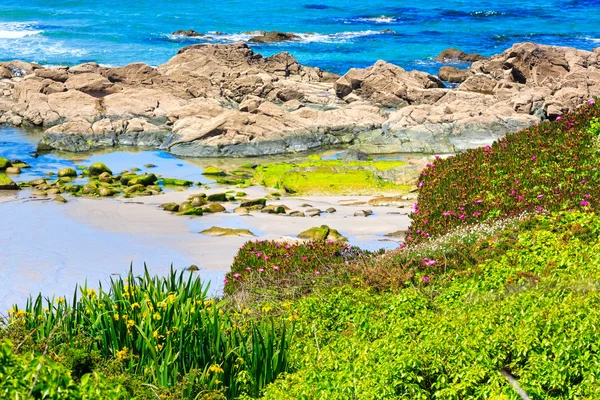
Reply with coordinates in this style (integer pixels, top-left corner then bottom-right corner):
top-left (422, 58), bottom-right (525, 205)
top-left (7, 268), bottom-right (292, 399)
top-left (410, 101), bottom-right (600, 241)
top-left (0, 340), bottom-right (124, 399)
top-left (250, 159), bottom-right (409, 195)
top-left (261, 212), bottom-right (600, 399)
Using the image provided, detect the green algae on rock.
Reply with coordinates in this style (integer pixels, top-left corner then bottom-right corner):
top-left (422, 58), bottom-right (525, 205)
top-left (199, 226), bottom-right (256, 237)
top-left (203, 203), bottom-right (227, 213)
top-left (298, 225), bottom-right (347, 242)
top-left (58, 168), bottom-right (77, 178)
top-left (88, 162), bottom-right (112, 176)
top-left (0, 173), bottom-right (19, 190)
top-left (162, 177), bottom-right (194, 186)
top-left (0, 158), bottom-right (11, 170)
top-left (251, 159), bottom-right (411, 195)
top-left (202, 166), bottom-right (226, 176)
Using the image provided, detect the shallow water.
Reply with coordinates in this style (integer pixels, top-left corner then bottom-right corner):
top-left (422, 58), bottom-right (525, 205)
top-left (0, 126), bottom-right (411, 310)
top-left (0, 1), bottom-right (599, 74)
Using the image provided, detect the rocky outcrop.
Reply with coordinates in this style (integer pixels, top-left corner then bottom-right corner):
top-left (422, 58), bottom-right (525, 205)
top-left (1, 42), bottom-right (599, 156)
top-left (172, 30), bottom-right (203, 37)
top-left (438, 66), bottom-right (470, 83)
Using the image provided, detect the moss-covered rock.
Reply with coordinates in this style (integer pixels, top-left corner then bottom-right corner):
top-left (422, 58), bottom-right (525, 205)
top-left (236, 191), bottom-right (247, 197)
top-left (162, 177), bottom-right (193, 186)
top-left (88, 162), bottom-right (112, 176)
top-left (122, 184), bottom-right (145, 194)
top-left (0, 173), bottom-right (19, 190)
top-left (234, 206), bottom-right (250, 214)
top-left (207, 193), bottom-right (228, 202)
top-left (161, 202), bottom-right (180, 212)
top-left (298, 225), bottom-right (347, 242)
top-left (202, 166), bottom-right (226, 176)
top-left (199, 226), bottom-right (256, 237)
top-left (98, 172), bottom-right (113, 183)
top-left (190, 196), bottom-right (208, 207)
top-left (240, 198), bottom-right (267, 208)
top-left (203, 203), bottom-right (226, 213)
top-left (98, 187), bottom-right (116, 197)
top-left (261, 205), bottom-right (286, 214)
top-left (145, 164), bottom-right (157, 168)
top-left (0, 158), bottom-right (11, 170)
top-left (53, 195), bottom-right (68, 203)
top-left (179, 202), bottom-right (193, 213)
top-left (58, 168), bottom-right (77, 178)
top-left (128, 174), bottom-right (158, 186)
top-left (179, 207), bottom-right (203, 216)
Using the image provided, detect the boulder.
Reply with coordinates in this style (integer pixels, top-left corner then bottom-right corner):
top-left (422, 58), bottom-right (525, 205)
top-left (207, 193), bottom-right (228, 202)
top-left (437, 48), bottom-right (486, 62)
top-left (203, 203), bottom-right (226, 213)
top-left (438, 66), bottom-right (470, 83)
top-left (202, 166), bottom-right (226, 176)
top-left (0, 158), bottom-right (11, 170)
top-left (298, 225), bottom-right (347, 242)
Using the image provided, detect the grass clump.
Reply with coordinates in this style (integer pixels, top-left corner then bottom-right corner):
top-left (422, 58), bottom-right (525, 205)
top-left (2, 268), bottom-right (292, 399)
top-left (250, 159), bottom-right (409, 195)
top-left (409, 100), bottom-right (600, 242)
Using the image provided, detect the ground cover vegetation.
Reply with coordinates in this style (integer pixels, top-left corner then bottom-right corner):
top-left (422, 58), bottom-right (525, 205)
top-left (3, 102), bottom-right (600, 398)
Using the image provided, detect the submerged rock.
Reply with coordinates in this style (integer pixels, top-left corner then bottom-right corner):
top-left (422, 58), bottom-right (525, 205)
top-left (248, 31), bottom-right (299, 43)
top-left (5, 167), bottom-right (21, 175)
top-left (199, 226), bottom-right (256, 237)
top-left (172, 30), bottom-right (204, 37)
top-left (354, 210), bottom-right (374, 217)
top-left (53, 195), bottom-right (68, 203)
top-left (162, 178), bottom-right (193, 186)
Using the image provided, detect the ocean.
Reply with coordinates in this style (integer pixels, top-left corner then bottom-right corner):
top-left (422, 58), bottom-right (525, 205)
top-left (1, 0), bottom-right (600, 75)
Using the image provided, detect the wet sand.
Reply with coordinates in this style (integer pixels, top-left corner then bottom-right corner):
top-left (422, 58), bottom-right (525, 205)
top-left (0, 187), bottom-right (410, 312)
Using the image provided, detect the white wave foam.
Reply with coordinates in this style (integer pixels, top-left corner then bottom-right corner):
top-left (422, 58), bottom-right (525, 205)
top-left (0, 22), bottom-right (43, 39)
top-left (169, 29), bottom-right (392, 44)
top-left (355, 15), bottom-right (397, 23)
top-left (583, 37), bottom-right (600, 43)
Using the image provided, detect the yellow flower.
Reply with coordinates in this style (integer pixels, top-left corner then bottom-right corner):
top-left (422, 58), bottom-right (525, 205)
top-left (114, 314), bottom-right (120, 321)
top-left (242, 308), bottom-right (251, 315)
top-left (113, 305), bottom-right (119, 310)
top-left (116, 347), bottom-right (128, 360)
top-left (153, 330), bottom-right (160, 339)
top-left (153, 312), bottom-right (161, 321)
top-left (208, 364), bottom-right (224, 374)
top-left (155, 344), bottom-right (163, 351)
top-left (86, 288), bottom-right (97, 298)
top-left (131, 302), bottom-right (140, 310)
top-left (167, 293), bottom-right (177, 305)
top-left (14, 310), bottom-right (27, 318)
top-left (6, 308), bottom-right (14, 316)
top-left (127, 319), bottom-right (135, 329)
top-left (56, 297), bottom-right (65, 304)
top-left (261, 305), bottom-right (272, 314)
top-left (236, 357), bottom-right (244, 364)
top-left (204, 299), bottom-right (213, 307)
top-left (218, 309), bottom-right (224, 316)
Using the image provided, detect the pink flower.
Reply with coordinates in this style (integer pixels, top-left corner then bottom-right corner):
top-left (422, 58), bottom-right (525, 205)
top-left (435, 155), bottom-right (440, 159)
top-left (256, 253), bottom-right (261, 258)
top-left (475, 199), bottom-right (482, 204)
top-left (264, 255), bottom-right (269, 261)
top-left (233, 273), bottom-right (241, 278)
top-left (302, 256), bottom-right (307, 261)
top-left (518, 196), bottom-right (523, 201)
top-left (532, 156), bottom-right (537, 160)
top-left (314, 271), bottom-right (321, 275)
top-left (537, 207), bottom-right (543, 212)
top-left (424, 259), bottom-right (436, 266)
top-left (537, 194), bottom-right (543, 199)
top-left (245, 267), bottom-right (252, 271)
top-left (416, 229), bottom-right (421, 234)
top-left (589, 99), bottom-right (596, 105)
top-left (585, 194), bottom-right (591, 199)
top-left (258, 268), bottom-right (264, 272)
top-left (580, 200), bottom-right (590, 206)
top-left (399, 243), bottom-right (405, 248)
top-left (418, 181), bottom-right (424, 188)
top-left (458, 214), bottom-right (465, 220)
top-left (556, 116), bottom-right (562, 120)
top-left (422, 275), bottom-right (430, 282)
top-left (273, 266), bottom-right (280, 271)
top-left (511, 190), bottom-right (516, 195)
top-left (473, 211), bottom-right (481, 216)
top-left (515, 179), bottom-right (519, 184)
top-left (275, 243), bottom-right (281, 248)
top-left (581, 179), bottom-right (586, 184)
top-left (285, 245), bottom-right (291, 249)
top-left (223, 279), bottom-right (228, 284)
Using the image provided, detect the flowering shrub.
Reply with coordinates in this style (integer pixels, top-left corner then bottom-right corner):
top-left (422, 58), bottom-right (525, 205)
top-left (224, 240), bottom-right (358, 297)
top-left (409, 101), bottom-right (600, 241)
top-left (262, 212), bottom-right (600, 399)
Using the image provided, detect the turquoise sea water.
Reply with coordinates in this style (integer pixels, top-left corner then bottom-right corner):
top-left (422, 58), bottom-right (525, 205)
top-left (1, 0), bottom-right (599, 74)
